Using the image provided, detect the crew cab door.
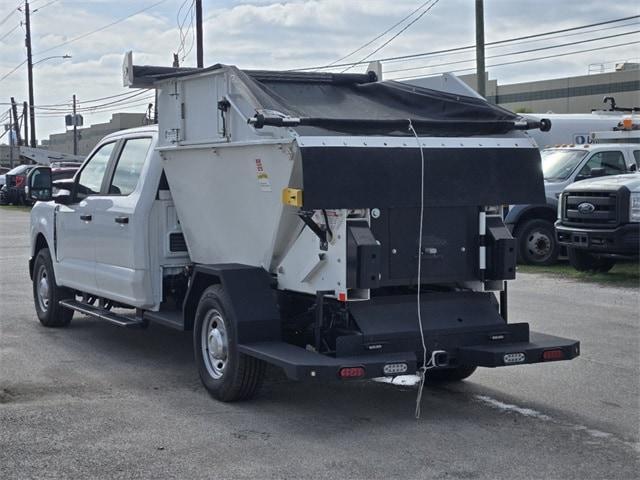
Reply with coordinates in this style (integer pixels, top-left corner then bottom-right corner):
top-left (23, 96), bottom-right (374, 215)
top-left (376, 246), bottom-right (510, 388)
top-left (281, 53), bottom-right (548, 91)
top-left (92, 136), bottom-right (154, 307)
top-left (55, 141), bottom-right (117, 293)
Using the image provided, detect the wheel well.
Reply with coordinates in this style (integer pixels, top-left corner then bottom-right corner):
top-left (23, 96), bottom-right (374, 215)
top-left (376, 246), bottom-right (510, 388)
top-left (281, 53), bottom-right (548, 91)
top-left (514, 206), bottom-right (557, 234)
top-left (29, 233), bottom-right (49, 279)
top-left (183, 271), bottom-right (220, 331)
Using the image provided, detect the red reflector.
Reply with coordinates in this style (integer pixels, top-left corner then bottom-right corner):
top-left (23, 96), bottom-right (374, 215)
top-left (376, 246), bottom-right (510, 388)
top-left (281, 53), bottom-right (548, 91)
top-left (15, 176), bottom-right (25, 188)
top-left (338, 292), bottom-right (347, 302)
top-left (542, 349), bottom-right (564, 361)
top-left (339, 366), bottom-right (365, 379)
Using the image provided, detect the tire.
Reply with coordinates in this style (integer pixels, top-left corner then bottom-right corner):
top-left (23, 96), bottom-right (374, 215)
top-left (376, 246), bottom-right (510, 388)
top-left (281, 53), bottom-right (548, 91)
top-left (193, 285), bottom-right (265, 402)
top-left (425, 366), bottom-right (477, 383)
top-left (567, 248), bottom-right (616, 273)
top-left (32, 248), bottom-right (74, 327)
top-left (516, 219), bottom-right (559, 266)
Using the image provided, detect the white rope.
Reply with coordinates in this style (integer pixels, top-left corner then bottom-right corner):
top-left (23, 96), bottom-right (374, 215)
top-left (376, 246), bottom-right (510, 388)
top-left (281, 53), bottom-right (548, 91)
top-left (408, 119), bottom-right (431, 419)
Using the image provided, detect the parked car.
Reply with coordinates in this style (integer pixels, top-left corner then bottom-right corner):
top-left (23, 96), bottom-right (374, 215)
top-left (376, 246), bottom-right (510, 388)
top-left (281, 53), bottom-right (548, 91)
top-left (556, 173), bottom-right (640, 272)
top-left (0, 164), bottom-right (34, 205)
top-left (1, 164), bottom-right (78, 206)
top-left (505, 143), bottom-right (639, 265)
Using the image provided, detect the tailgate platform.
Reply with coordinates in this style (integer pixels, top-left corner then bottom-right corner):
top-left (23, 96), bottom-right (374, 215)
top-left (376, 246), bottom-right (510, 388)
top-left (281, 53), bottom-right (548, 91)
top-left (458, 332), bottom-right (580, 367)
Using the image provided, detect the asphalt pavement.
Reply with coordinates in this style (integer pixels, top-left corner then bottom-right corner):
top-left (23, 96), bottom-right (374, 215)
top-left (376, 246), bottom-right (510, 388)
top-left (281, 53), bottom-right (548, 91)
top-left (1, 207), bottom-right (638, 479)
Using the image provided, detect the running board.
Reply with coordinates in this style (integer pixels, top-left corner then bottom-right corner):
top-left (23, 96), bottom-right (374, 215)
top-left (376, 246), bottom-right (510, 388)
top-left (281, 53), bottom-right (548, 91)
top-left (59, 300), bottom-right (145, 328)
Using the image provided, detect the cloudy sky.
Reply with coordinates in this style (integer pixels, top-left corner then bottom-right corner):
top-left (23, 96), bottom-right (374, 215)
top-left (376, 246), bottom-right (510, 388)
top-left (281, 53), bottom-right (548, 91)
top-left (1, 0), bottom-right (638, 142)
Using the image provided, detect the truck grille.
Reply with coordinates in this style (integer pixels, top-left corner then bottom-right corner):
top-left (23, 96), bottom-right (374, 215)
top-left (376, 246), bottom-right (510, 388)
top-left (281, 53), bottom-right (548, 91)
top-left (563, 192), bottom-right (618, 227)
top-left (169, 232), bottom-right (187, 252)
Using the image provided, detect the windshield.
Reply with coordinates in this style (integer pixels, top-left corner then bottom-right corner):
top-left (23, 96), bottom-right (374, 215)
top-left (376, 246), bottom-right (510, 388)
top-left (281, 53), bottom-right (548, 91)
top-left (6, 165), bottom-right (30, 175)
top-left (541, 149), bottom-right (588, 181)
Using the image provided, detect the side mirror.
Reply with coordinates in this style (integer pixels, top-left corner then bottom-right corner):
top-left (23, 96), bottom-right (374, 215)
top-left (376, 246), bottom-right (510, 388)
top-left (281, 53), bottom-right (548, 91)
top-left (26, 166), bottom-right (52, 202)
top-left (590, 167), bottom-right (606, 178)
top-left (630, 164), bottom-right (637, 172)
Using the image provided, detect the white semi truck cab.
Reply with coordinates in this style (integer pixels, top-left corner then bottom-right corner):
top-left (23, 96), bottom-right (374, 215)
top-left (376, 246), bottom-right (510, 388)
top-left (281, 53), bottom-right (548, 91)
top-left (26, 54), bottom-right (579, 402)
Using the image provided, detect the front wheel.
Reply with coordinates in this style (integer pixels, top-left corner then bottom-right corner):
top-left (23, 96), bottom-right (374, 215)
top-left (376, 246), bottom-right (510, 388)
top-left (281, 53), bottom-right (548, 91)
top-left (32, 248), bottom-right (74, 327)
top-left (516, 219), bottom-right (559, 266)
top-left (567, 248), bottom-right (615, 273)
top-left (193, 285), bottom-right (265, 402)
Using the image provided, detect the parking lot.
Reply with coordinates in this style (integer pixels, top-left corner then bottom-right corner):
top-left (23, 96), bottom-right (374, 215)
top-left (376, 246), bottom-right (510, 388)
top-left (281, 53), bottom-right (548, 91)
top-left (1, 206), bottom-right (638, 479)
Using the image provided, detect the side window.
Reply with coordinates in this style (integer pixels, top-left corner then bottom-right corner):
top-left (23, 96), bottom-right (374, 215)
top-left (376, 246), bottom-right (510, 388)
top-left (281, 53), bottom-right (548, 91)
top-left (76, 142), bottom-right (116, 200)
top-left (577, 151), bottom-right (627, 177)
top-left (633, 150), bottom-right (640, 168)
top-left (108, 137), bottom-right (152, 196)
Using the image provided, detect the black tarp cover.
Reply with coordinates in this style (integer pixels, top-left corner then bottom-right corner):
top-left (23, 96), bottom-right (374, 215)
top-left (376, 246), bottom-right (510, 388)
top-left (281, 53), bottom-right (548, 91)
top-left (141, 64), bottom-right (521, 136)
top-left (231, 67), bottom-right (520, 136)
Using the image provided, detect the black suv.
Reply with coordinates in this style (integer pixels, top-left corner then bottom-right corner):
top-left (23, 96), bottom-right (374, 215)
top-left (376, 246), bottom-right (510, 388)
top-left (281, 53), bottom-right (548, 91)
top-left (556, 173), bottom-right (640, 272)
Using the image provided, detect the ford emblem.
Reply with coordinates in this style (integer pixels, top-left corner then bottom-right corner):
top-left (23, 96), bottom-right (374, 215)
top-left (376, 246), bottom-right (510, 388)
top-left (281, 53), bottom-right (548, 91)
top-left (577, 202), bottom-right (596, 214)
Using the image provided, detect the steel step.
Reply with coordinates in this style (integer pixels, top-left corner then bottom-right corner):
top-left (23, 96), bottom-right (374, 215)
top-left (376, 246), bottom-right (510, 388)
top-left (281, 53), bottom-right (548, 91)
top-left (59, 300), bottom-right (145, 328)
top-left (239, 341), bottom-right (417, 380)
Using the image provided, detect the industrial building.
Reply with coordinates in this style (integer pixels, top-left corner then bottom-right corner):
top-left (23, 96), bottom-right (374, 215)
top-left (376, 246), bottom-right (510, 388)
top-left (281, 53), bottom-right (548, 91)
top-left (456, 63), bottom-right (639, 113)
top-left (42, 112), bottom-right (149, 156)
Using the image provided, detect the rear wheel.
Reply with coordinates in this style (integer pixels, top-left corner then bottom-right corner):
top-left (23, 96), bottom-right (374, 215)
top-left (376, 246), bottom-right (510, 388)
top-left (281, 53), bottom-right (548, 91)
top-left (516, 219), bottom-right (559, 266)
top-left (567, 248), bottom-right (615, 273)
top-left (193, 285), bottom-right (265, 402)
top-left (32, 248), bottom-right (74, 327)
top-left (425, 366), bottom-right (477, 383)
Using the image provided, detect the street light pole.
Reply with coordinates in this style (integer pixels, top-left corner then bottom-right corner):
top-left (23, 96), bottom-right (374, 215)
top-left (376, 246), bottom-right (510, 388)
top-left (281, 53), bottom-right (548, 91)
top-left (195, 0), bottom-right (203, 68)
top-left (72, 94), bottom-right (78, 155)
top-left (25, 0), bottom-right (36, 147)
top-left (475, 0), bottom-right (486, 98)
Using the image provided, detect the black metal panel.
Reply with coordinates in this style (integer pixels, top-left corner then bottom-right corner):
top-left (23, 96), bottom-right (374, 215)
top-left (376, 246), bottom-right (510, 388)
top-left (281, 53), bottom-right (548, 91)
top-left (346, 221), bottom-right (381, 289)
top-left (485, 216), bottom-right (517, 280)
top-left (169, 232), bottom-right (187, 252)
top-left (371, 206), bottom-right (478, 286)
top-left (349, 292), bottom-right (504, 340)
top-left (185, 264), bottom-right (281, 343)
top-left (300, 146), bottom-right (544, 210)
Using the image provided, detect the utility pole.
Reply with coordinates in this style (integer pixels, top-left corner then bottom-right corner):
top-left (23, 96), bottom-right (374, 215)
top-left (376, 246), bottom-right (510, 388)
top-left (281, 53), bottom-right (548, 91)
top-left (22, 101), bottom-right (28, 146)
top-left (10, 97), bottom-right (22, 146)
top-left (72, 94), bottom-right (78, 155)
top-left (195, 0), bottom-right (203, 68)
top-left (8, 111), bottom-right (14, 168)
top-left (24, 1), bottom-right (36, 147)
top-left (475, 0), bottom-right (486, 97)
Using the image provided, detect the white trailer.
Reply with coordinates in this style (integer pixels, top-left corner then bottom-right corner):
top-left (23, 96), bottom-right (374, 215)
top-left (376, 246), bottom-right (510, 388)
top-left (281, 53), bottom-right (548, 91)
top-left (25, 53), bottom-right (579, 402)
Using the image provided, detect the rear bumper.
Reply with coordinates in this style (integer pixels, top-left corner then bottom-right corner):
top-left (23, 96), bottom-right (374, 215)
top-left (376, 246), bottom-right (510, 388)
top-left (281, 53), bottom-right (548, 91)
top-left (556, 222), bottom-right (640, 256)
top-left (239, 330), bottom-right (580, 381)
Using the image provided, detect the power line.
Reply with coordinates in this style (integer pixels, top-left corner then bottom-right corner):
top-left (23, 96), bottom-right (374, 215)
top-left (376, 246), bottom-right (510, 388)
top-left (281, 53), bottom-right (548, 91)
top-left (0, 23), bottom-right (20, 42)
top-left (35, 90), bottom-right (150, 112)
top-left (36, 89), bottom-right (147, 108)
top-left (393, 39), bottom-right (640, 80)
top-left (0, 2), bottom-right (21, 28)
top-left (342, 0), bottom-right (440, 72)
top-left (328, 0), bottom-right (435, 67)
top-left (35, 0), bottom-right (169, 57)
top-left (384, 29), bottom-right (640, 75)
top-left (296, 14), bottom-right (640, 71)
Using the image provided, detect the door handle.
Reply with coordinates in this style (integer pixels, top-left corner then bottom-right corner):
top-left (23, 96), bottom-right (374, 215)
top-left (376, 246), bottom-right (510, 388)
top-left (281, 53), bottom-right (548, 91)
top-left (80, 214), bottom-right (92, 221)
top-left (115, 216), bottom-right (129, 224)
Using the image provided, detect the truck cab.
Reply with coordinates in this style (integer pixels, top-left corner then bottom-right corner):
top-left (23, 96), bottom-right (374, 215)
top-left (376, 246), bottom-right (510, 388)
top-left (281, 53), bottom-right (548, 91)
top-left (28, 126), bottom-right (189, 313)
top-left (505, 143), bottom-right (639, 266)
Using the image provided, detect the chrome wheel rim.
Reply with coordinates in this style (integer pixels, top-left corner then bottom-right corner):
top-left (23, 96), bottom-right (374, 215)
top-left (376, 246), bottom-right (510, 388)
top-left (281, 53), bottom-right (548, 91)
top-left (201, 309), bottom-right (228, 380)
top-left (36, 264), bottom-right (50, 312)
top-left (526, 231), bottom-right (551, 260)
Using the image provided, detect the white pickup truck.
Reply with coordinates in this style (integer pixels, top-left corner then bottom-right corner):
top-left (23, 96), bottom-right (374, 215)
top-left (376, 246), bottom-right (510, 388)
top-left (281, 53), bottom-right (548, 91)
top-left (26, 59), bottom-right (579, 403)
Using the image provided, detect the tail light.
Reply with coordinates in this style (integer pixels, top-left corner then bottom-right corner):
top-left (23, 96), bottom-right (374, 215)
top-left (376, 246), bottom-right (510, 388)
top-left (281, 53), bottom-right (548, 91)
top-left (338, 366), bottom-right (365, 379)
top-left (15, 176), bottom-right (25, 188)
top-left (542, 349), bottom-right (564, 361)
